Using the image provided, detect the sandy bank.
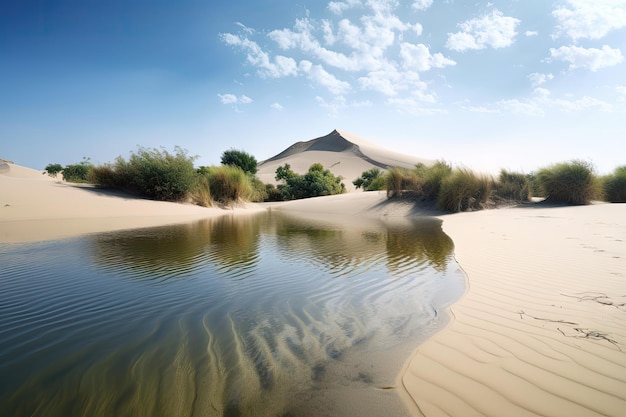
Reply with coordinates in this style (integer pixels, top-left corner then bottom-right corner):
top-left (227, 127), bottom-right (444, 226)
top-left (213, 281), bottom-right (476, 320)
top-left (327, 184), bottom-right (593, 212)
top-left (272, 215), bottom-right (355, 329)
top-left (0, 162), bottom-right (263, 243)
top-left (403, 203), bottom-right (626, 416)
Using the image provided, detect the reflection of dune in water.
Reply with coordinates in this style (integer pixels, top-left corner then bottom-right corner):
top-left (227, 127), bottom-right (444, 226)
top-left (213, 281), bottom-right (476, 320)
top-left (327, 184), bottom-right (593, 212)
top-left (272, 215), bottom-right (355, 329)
top-left (0, 213), bottom-right (465, 417)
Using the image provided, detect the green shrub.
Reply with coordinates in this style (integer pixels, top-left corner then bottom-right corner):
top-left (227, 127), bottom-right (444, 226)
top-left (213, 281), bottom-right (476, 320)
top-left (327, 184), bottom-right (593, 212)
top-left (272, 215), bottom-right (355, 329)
top-left (275, 163), bottom-right (345, 200)
top-left (264, 183), bottom-right (284, 202)
top-left (604, 166), bottom-right (626, 203)
top-left (191, 176), bottom-right (212, 207)
top-left (385, 167), bottom-right (420, 198)
top-left (418, 161), bottom-right (453, 200)
top-left (221, 149), bottom-right (258, 175)
top-left (438, 169), bottom-right (493, 212)
top-left (198, 165), bottom-right (252, 204)
top-left (89, 147), bottom-right (198, 201)
top-left (61, 158), bottom-right (93, 182)
top-left (43, 163), bottom-right (63, 177)
top-left (353, 168), bottom-right (385, 191)
top-left (494, 169), bottom-right (531, 203)
top-left (535, 160), bottom-right (602, 205)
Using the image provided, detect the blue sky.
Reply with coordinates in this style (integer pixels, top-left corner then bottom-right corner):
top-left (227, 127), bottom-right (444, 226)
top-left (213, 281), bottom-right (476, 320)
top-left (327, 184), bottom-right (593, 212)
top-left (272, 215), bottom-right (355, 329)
top-left (2, 0), bottom-right (625, 174)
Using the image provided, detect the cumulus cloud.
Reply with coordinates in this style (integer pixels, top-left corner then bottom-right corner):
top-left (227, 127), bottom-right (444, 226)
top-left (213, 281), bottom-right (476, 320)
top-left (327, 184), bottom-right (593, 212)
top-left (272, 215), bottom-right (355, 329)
top-left (549, 45), bottom-right (624, 71)
top-left (299, 60), bottom-right (351, 95)
top-left (220, 33), bottom-right (298, 78)
top-left (446, 10), bottom-right (520, 51)
top-left (552, 0), bottom-right (626, 41)
top-left (412, 0), bottom-right (433, 11)
top-left (327, 0), bottom-right (362, 15)
top-left (496, 88), bottom-right (612, 116)
top-left (218, 93), bottom-right (253, 105)
top-left (528, 72), bottom-right (554, 88)
top-left (400, 42), bottom-right (456, 71)
top-left (271, 102), bottom-right (284, 110)
top-left (525, 30), bottom-right (538, 37)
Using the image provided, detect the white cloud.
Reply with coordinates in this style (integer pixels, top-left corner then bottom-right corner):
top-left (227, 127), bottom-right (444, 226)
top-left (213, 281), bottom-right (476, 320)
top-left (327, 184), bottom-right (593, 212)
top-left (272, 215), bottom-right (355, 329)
top-left (549, 45), bottom-right (624, 71)
top-left (496, 87), bottom-right (612, 115)
top-left (220, 33), bottom-right (298, 78)
top-left (299, 60), bottom-right (351, 95)
top-left (327, 0), bottom-right (362, 15)
top-left (446, 10), bottom-right (520, 51)
top-left (525, 30), bottom-right (538, 37)
top-left (271, 102), bottom-right (284, 110)
top-left (218, 93), bottom-right (253, 105)
top-left (552, 0), bottom-right (626, 41)
top-left (617, 85), bottom-right (626, 95)
top-left (400, 42), bottom-right (456, 71)
top-left (412, 0), bottom-right (433, 11)
top-left (528, 72), bottom-right (554, 88)
top-left (235, 22), bottom-right (254, 35)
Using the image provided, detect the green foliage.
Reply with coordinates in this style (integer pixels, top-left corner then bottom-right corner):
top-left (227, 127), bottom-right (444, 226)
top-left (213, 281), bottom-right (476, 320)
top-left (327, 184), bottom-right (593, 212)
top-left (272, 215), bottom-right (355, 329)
top-left (89, 147), bottom-right (198, 201)
top-left (220, 149), bottom-right (258, 175)
top-left (437, 169), bottom-right (493, 212)
top-left (264, 184), bottom-right (284, 202)
top-left (275, 163), bottom-right (346, 200)
top-left (353, 168), bottom-right (385, 191)
top-left (197, 165), bottom-right (252, 204)
top-left (536, 160), bottom-right (602, 205)
top-left (43, 163), bottom-right (63, 177)
top-left (385, 167), bottom-right (420, 198)
top-left (61, 157), bottom-right (92, 182)
top-left (604, 166), bottom-right (626, 203)
top-left (416, 161), bottom-right (453, 200)
top-left (494, 169), bottom-right (531, 203)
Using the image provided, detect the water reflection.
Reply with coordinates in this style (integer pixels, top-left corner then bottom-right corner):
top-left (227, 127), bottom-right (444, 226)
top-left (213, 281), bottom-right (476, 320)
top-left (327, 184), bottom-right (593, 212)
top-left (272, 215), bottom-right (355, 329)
top-left (0, 212), bottom-right (464, 417)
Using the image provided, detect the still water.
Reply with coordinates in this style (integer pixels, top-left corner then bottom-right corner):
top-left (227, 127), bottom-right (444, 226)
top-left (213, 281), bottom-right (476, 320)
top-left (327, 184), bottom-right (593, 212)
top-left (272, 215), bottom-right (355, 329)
top-left (0, 211), bottom-right (465, 417)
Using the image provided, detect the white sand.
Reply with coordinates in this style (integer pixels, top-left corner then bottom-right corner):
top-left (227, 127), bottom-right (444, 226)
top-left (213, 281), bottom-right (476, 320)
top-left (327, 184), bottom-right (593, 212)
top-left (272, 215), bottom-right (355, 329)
top-left (3, 148), bottom-right (625, 416)
top-left (402, 204), bottom-right (626, 416)
top-left (0, 162), bottom-right (263, 243)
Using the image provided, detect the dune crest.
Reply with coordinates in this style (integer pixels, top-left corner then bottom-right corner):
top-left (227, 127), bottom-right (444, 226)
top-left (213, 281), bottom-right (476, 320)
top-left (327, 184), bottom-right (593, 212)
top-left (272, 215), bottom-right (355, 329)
top-left (257, 129), bottom-right (431, 191)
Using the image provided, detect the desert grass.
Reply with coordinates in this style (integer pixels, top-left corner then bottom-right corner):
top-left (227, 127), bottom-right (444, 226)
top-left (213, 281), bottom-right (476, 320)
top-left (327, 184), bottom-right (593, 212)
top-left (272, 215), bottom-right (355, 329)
top-left (604, 166), bottom-right (626, 203)
top-left (437, 168), bottom-right (493, 212)
top-left (536, 160), bottom-right (603, 205)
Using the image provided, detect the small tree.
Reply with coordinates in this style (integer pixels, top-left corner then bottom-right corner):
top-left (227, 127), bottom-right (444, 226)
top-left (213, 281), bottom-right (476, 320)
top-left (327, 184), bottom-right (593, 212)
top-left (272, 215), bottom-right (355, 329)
top-left (220, 149), bottom-right (258, 175)
top-left (43, 163), bottom-right (63, 178)
top-left (275, 163), bottom-right (345, 200)
top-left (61, 157), bottom-right (92, 182)
top-left (353, 168), bottom-right (385, 191)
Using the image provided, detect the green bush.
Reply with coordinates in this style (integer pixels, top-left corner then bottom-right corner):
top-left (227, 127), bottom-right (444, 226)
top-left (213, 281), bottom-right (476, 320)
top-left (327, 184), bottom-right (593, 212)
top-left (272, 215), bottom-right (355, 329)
top-left (276, 163), bottom-right (345, 200)
top-left (385, 167), bottom-right (420, 198)
top-left (43, 163), bottom-right (63, 177)
top-left (494, 169), bottom-right (531, 203)
top-left (417, 161), bottom-right (453, 200)
top-left (198, 165), bottom-right (252, 204)
top-left (353, 168), bottom-right (385, 191)
top-left (89, 147), bottom-right (198, 201)
top-left (61, 158), bottom-right (93, 182)
top-left (535, 160), bottom-right (602, 205)
top-left (437, 169), bottom-right (493, 212)
top-left (220, 149), bottom-right (258, 175)
top-left (604, 166), bottom-right (626, 202)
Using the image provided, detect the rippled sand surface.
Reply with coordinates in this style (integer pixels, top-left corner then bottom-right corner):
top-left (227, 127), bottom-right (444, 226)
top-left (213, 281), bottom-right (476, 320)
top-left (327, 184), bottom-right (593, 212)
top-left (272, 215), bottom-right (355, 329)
top-left (0, 211), bottom-right (465, 417)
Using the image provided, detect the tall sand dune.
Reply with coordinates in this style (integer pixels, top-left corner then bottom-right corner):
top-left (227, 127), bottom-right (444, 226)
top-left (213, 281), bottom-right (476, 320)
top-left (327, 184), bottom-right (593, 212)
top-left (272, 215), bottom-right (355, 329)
top-left (257, 129), bottom-right (432, 191)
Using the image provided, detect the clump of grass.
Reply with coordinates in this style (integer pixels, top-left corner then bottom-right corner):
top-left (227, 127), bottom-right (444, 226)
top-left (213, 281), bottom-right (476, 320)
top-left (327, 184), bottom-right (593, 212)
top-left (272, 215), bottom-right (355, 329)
top-left (493, 169), bottom-right (531, 203)
top-left (604, 166), bottom-right (626, 202)
top-left (385, 167), bottom-right (420, 198)
top-left (191, 176), bottom-right (212, 207)
top-left (198, 165), bottom-right (252, 205)
top-left (437, 168), bottom-right (493, 212)
top-left (535, 160), bottom-right (603, 205)
top-left (89, 146), bottom-right (198, 202)
top-left (417, 161), bottom-right (453, 200)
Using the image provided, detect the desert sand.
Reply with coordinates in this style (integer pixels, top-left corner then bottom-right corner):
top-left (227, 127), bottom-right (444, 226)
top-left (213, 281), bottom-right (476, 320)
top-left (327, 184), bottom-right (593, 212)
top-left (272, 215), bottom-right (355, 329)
top-left (2, 134), bottom-right (626, 416)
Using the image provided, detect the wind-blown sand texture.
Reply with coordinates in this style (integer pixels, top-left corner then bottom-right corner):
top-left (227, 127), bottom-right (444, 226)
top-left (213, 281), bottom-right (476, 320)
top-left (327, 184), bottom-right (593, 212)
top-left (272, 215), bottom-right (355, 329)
top-left (0, 162), bottom-right (261, 243)
top-left (2, 134), bottom-right (626, 416)
top-left (257, 129), bottom-right (432, 191)
top-left (403, 204), bottom-right (626, 417)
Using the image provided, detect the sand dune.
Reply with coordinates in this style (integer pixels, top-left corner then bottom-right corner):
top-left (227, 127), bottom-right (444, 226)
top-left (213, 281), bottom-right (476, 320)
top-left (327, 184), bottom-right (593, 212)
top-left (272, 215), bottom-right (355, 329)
top-left (0, 162), bottom-right (261, 243)
top-left (2, 148), bottom-right (626, 416)
top-left (257, 129), bottom-right (432, 191)
top-left (402, 204), bottom-right (626, 416)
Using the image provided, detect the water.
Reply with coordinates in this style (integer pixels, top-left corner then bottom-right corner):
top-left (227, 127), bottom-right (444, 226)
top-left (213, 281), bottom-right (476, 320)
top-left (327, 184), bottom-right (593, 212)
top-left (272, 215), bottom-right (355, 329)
top-left (0, 211), bottom-right (465, 417)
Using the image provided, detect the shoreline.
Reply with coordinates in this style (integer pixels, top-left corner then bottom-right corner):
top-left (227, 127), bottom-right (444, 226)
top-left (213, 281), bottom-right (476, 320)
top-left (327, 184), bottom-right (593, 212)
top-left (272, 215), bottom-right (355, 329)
top-left (403, 203), bottom-right (626, 416)
top-left (3, 162), bottom-right (625, 415)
